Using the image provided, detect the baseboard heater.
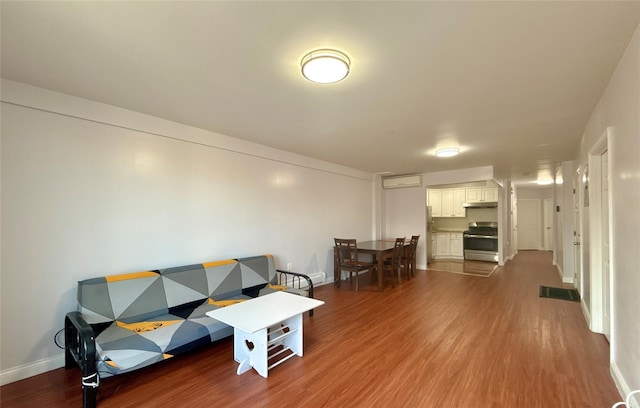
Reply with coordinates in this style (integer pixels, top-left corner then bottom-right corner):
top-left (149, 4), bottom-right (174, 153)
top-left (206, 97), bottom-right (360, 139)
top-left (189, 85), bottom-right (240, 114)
top-left (279, 271), bottom-right (326, 288)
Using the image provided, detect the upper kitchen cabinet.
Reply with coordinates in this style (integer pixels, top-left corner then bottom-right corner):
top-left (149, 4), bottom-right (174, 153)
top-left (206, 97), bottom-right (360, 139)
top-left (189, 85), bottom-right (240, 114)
top-left (427, 189), bottom-right (443, 217)
top-left (442, 189), bottom-right (466, 217)
top-left (465, 186), bottom-right (498, 203)
top-left (428, 188), bottom-right (465, 217)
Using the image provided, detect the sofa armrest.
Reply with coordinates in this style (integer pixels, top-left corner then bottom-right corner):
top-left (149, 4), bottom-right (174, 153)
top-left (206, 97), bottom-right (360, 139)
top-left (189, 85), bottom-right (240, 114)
top-left (65, 312), bottom-right (99, 408)
top-left (65, 312), bottom-right (96, 369)
top-left (275, 269), bottom-right (315, 316)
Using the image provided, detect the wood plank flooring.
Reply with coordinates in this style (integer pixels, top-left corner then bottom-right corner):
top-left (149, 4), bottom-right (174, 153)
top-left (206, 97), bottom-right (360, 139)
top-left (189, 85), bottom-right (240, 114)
top-left (427, 259), bottom-right (498, 277)
top-left (1, 251), bottom-right (620, 407)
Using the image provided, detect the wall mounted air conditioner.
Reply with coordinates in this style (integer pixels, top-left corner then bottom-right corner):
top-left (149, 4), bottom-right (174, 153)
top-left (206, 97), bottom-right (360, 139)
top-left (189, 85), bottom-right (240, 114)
top-left (382, 175), bottom-right (422, 189)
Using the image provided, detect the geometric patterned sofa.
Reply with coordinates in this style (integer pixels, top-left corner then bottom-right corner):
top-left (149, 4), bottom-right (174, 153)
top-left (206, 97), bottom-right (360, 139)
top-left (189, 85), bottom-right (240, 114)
top-left (64, 254), bottom-right (314, 408)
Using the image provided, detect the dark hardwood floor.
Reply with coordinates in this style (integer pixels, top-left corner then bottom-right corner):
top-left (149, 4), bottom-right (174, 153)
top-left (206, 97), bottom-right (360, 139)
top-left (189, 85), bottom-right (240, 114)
top-left (1, 251), bottom-right (620, 407)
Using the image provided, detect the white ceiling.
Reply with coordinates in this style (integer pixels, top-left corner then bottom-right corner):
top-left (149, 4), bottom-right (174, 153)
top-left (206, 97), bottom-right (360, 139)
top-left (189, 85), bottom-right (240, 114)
top-left (2, 1), bottom-right (639, 185)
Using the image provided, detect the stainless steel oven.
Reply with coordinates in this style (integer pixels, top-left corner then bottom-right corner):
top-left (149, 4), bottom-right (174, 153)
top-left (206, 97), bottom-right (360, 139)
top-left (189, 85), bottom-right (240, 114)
top-left (463, 222), bottom-right (498, 262)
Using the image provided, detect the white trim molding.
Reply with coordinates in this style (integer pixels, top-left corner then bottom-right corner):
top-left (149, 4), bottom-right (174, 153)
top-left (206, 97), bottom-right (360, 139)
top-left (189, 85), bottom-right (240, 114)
top-left (586, 127), bottom-right (612, 334)
top-left (611, 362), bottom-right (640, 408)
top-left (0, 354), bottom-right (64, 386)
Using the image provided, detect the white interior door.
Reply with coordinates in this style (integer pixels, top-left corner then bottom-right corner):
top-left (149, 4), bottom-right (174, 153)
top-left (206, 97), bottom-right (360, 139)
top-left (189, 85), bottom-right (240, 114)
top-left (517, 199), bottom-right (541, 250)
top-left (543, 198), bottom-right (553, 251)
top-left (601, 150), bottom-right (610, 339)
top-left (573, 172), bottom-right (582, 291)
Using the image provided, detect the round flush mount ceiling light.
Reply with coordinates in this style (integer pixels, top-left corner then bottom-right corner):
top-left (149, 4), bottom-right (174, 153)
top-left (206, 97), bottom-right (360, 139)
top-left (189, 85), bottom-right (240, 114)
top-left (301, 49), bottom-right (350, 84)
top-left (435, 147), bottom-right (460, 158)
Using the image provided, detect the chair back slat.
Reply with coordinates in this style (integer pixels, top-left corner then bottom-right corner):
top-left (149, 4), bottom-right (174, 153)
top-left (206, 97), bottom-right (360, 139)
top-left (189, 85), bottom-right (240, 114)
top-left (334, 238), bottom-right (358, 265)
top-left (403, 235), bottom-right (420, 279)
top-left (409, 235), bottom-right (419, 256)
top-left (333, 238), bottom-right (375, 291)
top-left (392, 237), bottom-right (405, 265)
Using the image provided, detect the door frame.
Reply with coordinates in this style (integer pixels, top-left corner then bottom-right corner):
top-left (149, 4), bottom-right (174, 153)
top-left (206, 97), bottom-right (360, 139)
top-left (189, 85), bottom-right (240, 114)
top-left (587, 127), bottom-right (613, 337)
top-left (600, 149), bottom-right (610, 340)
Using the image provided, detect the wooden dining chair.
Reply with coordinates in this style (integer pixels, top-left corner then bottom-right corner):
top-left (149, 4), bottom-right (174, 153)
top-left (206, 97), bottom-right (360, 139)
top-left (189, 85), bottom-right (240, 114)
top-left (334, 238), bottom-right (377, 291)
top-left (383, 237), bottom-right (405, 287)
top-left (401, 235), bottom-right (420, 280)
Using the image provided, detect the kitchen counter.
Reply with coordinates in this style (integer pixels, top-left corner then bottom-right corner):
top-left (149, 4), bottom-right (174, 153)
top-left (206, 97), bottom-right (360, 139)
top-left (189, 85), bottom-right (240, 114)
top-left (432, 228), bottom-right (466, 233)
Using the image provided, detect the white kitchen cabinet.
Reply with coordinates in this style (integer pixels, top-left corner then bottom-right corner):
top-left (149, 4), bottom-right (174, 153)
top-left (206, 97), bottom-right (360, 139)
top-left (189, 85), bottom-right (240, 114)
top-left (431, 188), bottom-right (465, 217)
top-left (441, 190), bottom-right (454, 216)
top-left (430, 235), bottom-right (437, 261)
top-left (435, 233), bottom-right (450, 257)
top-left (452, 189), bottom-right (466, 216)
top-left (427, 190), bottom-right (443, 217)
top-left (450, 233), bottom-right (464, 258)
top-left (466, 187), bottom-right (498, 203)
top-left (433, 232), bottom-right (464, 260)
top-left (465, 188), bottom-right (482, 203)
top-left (483, 187), bottom-right (498, 202)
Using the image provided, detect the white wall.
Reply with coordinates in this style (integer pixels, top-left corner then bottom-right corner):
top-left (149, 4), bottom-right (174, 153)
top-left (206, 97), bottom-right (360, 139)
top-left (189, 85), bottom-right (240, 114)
top-left (516, 187), bottom-right (553, 200)
top-left (0, 80), bottom-right (374, 384)
top-left (384, 185), bottom-right (426, 267)
top-left (577, 24), bottom-right (640, 401)
top-left (501, 180), bottom-right (516, 262)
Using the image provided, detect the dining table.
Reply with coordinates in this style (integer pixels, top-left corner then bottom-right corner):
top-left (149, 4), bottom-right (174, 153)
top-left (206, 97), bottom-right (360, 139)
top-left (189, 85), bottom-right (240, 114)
top-left (334, 239), bottom-right (412, 292)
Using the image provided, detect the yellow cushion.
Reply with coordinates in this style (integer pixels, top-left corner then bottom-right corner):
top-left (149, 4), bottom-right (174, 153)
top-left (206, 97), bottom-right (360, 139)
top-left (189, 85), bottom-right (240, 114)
top-left (208, 298), bottom-right (246, 307)
top-left (268, 283), bottom-right (289, 291)
top-left (202, 259), bottom-right (237, 268)
top-left (105, 271), bottom-right (158, 283)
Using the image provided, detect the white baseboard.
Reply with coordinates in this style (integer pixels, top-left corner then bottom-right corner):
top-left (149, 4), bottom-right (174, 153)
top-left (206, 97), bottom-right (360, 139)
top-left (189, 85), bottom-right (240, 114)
top-left (581, 299), bottom-right (592, 330)
top-left (0, 354), bottom-right (64, 386)
top-left (611, 361), bottom-right (640, 408)
top-left (554, 263), bottom-right (574, 284)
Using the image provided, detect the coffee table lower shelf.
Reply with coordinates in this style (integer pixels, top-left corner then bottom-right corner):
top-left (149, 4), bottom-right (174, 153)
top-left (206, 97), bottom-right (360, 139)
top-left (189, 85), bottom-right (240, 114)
top-left (206, 291), bottom-right (324, 378)
top-left (234, 315), bottom-right (302, 378)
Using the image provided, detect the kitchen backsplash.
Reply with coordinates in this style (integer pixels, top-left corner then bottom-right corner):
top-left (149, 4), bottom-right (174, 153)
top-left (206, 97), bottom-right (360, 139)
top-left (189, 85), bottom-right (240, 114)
top-left (433, 208), bottom-right (498, 229)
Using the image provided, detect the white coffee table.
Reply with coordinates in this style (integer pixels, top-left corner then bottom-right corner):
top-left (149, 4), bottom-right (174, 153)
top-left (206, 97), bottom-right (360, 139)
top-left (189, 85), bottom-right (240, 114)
top-left (206, 291), bottom-right (324, 378)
